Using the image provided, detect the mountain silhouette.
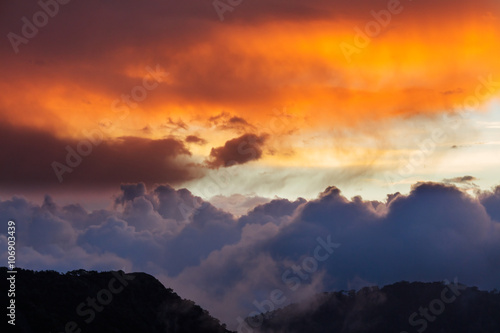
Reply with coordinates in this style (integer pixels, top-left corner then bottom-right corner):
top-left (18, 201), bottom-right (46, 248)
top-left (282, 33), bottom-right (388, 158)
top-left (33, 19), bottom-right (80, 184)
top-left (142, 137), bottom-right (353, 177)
top-left (4, 268), bottom-right (500, 333)
top-left (246, 281), bottom-right (500, 333)
top-left (1, 267), bottom-right (233, 333)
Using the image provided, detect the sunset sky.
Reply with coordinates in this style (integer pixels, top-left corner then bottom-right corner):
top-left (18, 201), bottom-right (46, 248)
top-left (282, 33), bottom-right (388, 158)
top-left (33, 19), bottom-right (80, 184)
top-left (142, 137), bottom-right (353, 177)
top-left (1, 0), bottom-right (499, 203)
top-left (1, 0), bottom-right (500, 330)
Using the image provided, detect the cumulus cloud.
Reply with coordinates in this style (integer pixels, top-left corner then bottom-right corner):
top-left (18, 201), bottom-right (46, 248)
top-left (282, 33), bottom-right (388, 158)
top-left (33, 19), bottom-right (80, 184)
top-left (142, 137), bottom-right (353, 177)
top-left (206, 133), bottom-right (268, 168)
top-left (238, 197), bottom-right (306, 226)
top-left (1, 182), bottom-right (500, 329)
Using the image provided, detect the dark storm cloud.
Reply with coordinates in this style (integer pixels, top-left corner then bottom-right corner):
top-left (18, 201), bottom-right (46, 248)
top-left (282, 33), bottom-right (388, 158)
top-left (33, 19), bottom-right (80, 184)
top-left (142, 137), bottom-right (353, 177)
top-left (206, 133), bottom-right (268, 168)
top-left (0, 125), bottom-right (203, 188)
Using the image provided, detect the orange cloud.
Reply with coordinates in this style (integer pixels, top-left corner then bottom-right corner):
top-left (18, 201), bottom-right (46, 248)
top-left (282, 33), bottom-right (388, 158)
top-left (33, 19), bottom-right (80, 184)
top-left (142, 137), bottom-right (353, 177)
top-left (0, 0), bottom-right (499, 142)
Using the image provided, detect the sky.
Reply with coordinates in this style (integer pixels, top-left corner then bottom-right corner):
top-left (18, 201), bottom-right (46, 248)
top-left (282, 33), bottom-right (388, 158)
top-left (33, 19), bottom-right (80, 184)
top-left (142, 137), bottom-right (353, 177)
top-left (1, 0), bottom-right (500, 330)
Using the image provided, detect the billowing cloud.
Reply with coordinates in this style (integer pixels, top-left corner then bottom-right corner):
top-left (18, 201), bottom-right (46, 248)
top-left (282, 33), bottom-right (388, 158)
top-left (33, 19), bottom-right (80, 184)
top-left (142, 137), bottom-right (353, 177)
top-left (115, 183), bottom-right (147, 205)
top-left (1, 181), bottom-right (500, 329)
top-left (206, 134), bottom-right (268, 168)
top-left (479, 186), bottom-right (500, 222)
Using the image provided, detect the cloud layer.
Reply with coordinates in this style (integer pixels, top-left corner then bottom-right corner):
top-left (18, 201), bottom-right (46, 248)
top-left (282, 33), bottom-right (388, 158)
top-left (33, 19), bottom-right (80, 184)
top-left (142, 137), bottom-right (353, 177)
top-left (1, 181), bottom-right (499, 328)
